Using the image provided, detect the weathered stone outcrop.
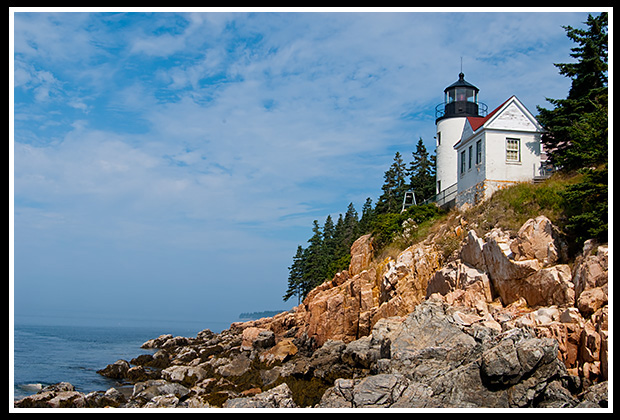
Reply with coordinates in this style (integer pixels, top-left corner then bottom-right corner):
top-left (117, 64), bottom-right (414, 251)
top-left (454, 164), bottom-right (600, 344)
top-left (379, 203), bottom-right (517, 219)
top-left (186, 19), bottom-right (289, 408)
top-left (14, 215), bottom-right (608, 409)
top-left (293, 233), bottom-right (444, 348)
top-left (318, 298), bottom-right (581, 408)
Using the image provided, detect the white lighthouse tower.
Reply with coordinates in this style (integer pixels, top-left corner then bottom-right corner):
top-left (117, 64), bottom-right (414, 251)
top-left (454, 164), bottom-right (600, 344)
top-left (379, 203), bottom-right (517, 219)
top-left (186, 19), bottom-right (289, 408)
top-left (434, 73), bottom-right (487, 204)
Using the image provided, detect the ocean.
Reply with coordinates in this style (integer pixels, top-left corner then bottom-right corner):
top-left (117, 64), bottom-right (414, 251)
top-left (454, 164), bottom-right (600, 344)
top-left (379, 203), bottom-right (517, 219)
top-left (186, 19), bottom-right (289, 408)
top-left (12, 318), bottom-right (237, 401)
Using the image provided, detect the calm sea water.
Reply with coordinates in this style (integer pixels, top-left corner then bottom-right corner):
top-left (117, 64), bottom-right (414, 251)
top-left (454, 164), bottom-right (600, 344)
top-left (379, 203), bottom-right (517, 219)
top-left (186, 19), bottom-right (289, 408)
top-left (12, 319), bottom-right (236, 401)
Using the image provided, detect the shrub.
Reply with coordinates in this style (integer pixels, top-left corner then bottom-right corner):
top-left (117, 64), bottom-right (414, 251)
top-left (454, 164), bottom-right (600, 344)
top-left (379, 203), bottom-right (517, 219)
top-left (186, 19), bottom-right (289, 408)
top-left (370, 204), bottom-right (444, 250)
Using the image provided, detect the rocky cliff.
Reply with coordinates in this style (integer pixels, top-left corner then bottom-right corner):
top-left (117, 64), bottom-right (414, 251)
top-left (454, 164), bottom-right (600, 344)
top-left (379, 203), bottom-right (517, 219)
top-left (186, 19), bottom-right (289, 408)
top-left (14, 214), bottom-right (609, 409)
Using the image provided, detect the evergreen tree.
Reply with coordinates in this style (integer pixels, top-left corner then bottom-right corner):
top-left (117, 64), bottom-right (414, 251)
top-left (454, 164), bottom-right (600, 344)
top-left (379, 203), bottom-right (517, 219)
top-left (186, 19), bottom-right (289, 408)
top-left (408, 138), bottom-right (436, 203)
top-left (321, 214), bottom-right (340, 275)
top-left (537, 12), bottom-right (608, 171)
top-left (358, 197), bottom-right (374, 234)
top-left (283, 245), bottom-right (305, 304)
top-left (376, 152), bottom-right (408, 214)
top-left (322, 214), bottom-right (336, 256)
top-left (301, 220), bottom-right (328, 295)
top-left (562, 165), bottom-right (608, 248)
top-left (328, 213), bottom-right (349, 274)
top-left (342, 202), bottom-right (360, 248)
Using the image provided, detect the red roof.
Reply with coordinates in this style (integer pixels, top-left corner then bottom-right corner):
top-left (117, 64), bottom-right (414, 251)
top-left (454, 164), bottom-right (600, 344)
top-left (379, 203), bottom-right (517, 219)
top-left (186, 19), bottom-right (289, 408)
top-left (454, 96), bottom-right (514, 148)
top-left (466, 96), bottom-right (512, 131)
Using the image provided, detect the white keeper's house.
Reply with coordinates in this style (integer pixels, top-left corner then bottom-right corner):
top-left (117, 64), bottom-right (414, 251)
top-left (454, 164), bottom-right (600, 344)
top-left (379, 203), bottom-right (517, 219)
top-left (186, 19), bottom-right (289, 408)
top-left (433, 72), bottom-right (549, 208)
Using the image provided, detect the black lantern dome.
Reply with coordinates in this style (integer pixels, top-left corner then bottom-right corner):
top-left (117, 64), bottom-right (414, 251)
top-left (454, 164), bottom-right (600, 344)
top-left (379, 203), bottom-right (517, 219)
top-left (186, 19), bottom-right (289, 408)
top-left (435, 73), bottom-right (487, 121)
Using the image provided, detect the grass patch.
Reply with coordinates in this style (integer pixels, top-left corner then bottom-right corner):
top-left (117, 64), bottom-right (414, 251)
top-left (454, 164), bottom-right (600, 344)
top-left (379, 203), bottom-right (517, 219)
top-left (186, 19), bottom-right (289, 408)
top-left (463, 172), bottom-right (580, 236)
top-left (462, 168), bottom-right (607, 257)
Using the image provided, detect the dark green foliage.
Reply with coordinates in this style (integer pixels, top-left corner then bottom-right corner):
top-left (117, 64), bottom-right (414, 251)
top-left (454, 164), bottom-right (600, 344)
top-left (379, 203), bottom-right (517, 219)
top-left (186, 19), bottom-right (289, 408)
top-left (408, 137), bottom-right (437, 203)
top-left (370, 203), bottom-right (443, 250)
top-left (375, 151), bottom-right (408, 215)
top-left (561, 165), bottom-right (608, 249)
top-left (283, 204), bottom-right (361, 303)
top-left (283, 245), bottom-right (305, 304)
top-left (375, 144), bottom-right (437, 215)
top-left (537, 12), bottom-right (608, 171)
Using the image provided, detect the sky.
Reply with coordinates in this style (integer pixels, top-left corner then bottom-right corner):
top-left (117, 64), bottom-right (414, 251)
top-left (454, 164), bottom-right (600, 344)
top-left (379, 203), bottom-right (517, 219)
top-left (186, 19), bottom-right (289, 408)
top-left (10, 8), bottom-right (606, 332)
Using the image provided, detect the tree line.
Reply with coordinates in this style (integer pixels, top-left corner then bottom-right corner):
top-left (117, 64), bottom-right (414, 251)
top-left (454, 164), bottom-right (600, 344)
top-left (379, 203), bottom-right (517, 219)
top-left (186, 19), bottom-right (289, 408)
top-left (283, 138), bottom-right (437, 304)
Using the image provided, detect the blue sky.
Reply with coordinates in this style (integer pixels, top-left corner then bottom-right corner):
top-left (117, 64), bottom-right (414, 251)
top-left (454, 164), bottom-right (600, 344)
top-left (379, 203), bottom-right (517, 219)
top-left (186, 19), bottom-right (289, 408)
top-left (10, 8), bottom-right (602, 331)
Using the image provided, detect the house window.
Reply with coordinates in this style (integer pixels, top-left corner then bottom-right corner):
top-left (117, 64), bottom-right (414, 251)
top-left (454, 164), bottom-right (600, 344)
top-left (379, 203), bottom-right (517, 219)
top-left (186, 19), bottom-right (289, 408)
top-left (506, 138), bottom-right (520, 162)
top-left (460, 150), bottom-right (466, 174)
top-left (468, 146), bottom-right (473, 170)
top-left (476, 140), bottom-right (482, 164)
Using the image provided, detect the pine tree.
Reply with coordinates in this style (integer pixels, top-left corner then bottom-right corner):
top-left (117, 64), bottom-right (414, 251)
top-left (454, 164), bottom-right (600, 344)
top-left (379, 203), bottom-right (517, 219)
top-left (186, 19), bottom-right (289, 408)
top-left (301, 220), bottom-right (328, 295)
top-left (537, 12), bottom-right (608, 171)
top-left (408, 138), bottom-right (436, 203)
top-left (322, 214), bottom-right (336, 256)
top-left (376, 152), bottom-right (408, 214)
top-left (342, 202), bottom-right (359, 248)
top-left (321, 214), bottom-right (339, 274)
top-left (283, 245), bottom-right (305, 304)
top-left (358, 197), bottom-right (374, 234)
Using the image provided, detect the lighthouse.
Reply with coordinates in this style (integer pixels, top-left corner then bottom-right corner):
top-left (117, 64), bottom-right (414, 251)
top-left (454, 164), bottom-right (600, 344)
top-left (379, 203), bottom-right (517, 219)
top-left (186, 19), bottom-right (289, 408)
top-left (434, 73), bottom-right (487, 201)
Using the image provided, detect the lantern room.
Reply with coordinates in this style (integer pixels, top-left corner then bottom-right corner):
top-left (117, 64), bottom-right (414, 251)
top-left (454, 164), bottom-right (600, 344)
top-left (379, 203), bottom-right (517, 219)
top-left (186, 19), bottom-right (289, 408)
top-left (436, 72), bottom-right (487, 121)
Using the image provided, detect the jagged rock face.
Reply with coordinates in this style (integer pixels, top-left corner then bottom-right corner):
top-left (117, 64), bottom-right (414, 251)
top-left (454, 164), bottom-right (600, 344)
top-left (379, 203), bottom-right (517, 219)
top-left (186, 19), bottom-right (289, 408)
top-left (349, 234), bottom-right (374, 277)
top-left (295, 238), bottom-right (443, 348)
top-left (460, 223), bottom-right (574, 308)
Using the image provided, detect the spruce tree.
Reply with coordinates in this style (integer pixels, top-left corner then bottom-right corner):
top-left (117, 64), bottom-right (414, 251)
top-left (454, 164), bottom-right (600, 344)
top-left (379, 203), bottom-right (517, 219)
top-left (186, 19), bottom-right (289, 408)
top-left (537, 12), bottom-right (608, 171)
top-left (301, 220), bottom-right (328, 295)
top-left (376, 152), bottom-right (408, 214)
top-left (358, 197), bottom-right (374, 234)
top-left (283, 245), bottom-right (305, 304)
top-left (408, 138), bottom-right (436, 203)
top-left (342, 202), bottom-right (360, 248)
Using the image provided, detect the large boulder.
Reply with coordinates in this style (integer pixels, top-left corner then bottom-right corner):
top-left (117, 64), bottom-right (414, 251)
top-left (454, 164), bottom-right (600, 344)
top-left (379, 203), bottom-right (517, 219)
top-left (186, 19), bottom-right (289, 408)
top-left (259, 338), bottom-right (298, 367)
top-left (510, 215), bottom-right (566, 265)
top-left (97, 359), bottom-right (130, 379)
top-left (518, 265), bottom-right (575, 307)
top-left (161, 365), bottom-right (208, 387)
top-left (296, 238), bottom-right (443, 348)
top-left (482, 228), bottom-right (542, 305)
top-left (223, 383), bottom-right (297, 408)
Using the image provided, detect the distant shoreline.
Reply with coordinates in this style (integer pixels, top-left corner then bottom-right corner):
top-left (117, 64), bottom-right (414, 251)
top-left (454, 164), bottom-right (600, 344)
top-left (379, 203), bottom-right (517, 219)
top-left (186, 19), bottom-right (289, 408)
top-left (238, 310), bottom-right (287, 320)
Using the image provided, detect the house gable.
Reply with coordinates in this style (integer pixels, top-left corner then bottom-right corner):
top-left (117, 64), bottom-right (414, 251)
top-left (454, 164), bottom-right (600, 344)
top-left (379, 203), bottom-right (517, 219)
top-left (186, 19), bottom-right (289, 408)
top-left (454, 96), bottom-right (540, 151)
top-left (484, 96), bottom-right (541, 132)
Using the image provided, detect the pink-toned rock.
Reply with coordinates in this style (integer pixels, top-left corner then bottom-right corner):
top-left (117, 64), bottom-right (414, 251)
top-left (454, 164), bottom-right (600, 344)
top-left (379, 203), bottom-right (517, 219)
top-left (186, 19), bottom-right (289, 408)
top-left (510, 215), bottom-right (565, 265)
top-left (427, 260), bottom-right (493, 317)
top-left (577, 286), bottom-right (608, 317)
top-left (482, 229), bottom-right (541, 305)
top-left (296, 240), bottom-right (442, 348)
top-left (572, 242), bottom-right (608, 298)
top-left (460, 230), bottom-right (486, 269)
top-left (519, 265), bottom-right (575, 307)
top-left (371, 241), bottom-right (443, 330)
top-left (259, 338), bottom-right (298, 366)
top-left (241, 327), bottom-right (272, 350)
top-left (349, 234), bottom-right (374, 277)
top-left (579, 320), bottom-right (602, 365)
